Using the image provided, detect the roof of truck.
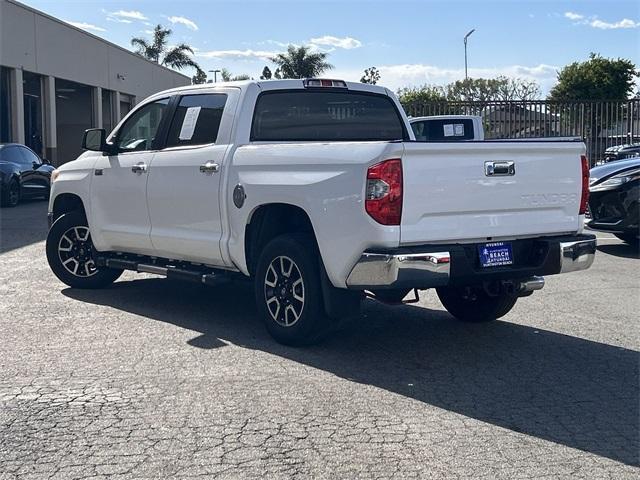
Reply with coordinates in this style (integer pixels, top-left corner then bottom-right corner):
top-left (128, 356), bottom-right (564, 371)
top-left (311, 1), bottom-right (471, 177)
top-left (156, 78), bottom-right (390, 97)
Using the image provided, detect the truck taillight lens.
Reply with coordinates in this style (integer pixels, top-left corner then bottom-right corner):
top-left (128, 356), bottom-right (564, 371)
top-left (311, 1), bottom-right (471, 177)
top-left (579, 155), bottom-right (589, 215)
top-left (365, 159), bottom-right (402, 225)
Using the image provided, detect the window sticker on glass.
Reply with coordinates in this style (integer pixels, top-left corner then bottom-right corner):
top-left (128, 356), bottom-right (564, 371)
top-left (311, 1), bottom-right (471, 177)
top-left (179, 106), bottom-right (202, 140)
top-left (454, 123), bottom-right (465, 136)
top-left (443, 124), bottom-right (454, 137)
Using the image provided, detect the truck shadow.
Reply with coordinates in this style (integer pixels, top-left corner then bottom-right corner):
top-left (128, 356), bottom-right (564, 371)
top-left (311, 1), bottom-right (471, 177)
top-left (63, 278), bottom-right (639, 467)
top-left (597, 243), bottom-right (640, 259)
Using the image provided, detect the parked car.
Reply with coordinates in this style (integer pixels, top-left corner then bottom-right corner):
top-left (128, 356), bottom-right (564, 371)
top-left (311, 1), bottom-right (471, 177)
top-left (46, 79), bottom-right (595, 346)
top-left (0, 143), bottom-right (54, 207)
top-left (409, 115), bottom-right (484, 141)
top-left (603, 143), bottom-right (640, 163)
top-left (587, 157), bottom-right (640, 247)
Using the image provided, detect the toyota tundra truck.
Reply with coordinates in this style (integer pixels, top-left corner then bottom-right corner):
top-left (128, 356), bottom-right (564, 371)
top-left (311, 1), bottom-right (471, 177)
top-left (46, 79), bottom-right (596, 345)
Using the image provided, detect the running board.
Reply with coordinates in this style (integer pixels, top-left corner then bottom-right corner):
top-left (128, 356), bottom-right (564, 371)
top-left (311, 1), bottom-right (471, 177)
top-left (97, 256), bottom-right (230, 287)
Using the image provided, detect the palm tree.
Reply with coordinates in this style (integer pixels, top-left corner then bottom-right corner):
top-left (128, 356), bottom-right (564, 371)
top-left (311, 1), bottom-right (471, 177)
top-left (131, 25), bottom-right (201, 72)
top-left (270, 45), bottom-right (333, 79)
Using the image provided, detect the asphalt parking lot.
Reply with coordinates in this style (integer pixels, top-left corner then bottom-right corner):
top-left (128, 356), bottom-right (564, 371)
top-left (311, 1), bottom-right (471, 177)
top-left (0, 201), bottom-right (638, 479)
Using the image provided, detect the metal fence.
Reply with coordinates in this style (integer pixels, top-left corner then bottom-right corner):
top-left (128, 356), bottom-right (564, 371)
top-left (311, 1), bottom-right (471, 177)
top-left (401, 99), bottom-right (640, 165)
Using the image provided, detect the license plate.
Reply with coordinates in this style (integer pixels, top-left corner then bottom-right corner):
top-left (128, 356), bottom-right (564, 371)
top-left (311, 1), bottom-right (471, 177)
top-left (478, 242), bottom-right (513, 267)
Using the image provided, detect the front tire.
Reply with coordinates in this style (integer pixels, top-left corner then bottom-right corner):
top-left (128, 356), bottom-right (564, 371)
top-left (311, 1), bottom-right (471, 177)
top-left (46, 212), bottom-right (122, 289)
top-left (254, 234), bottom-right (329, 346)
top-left (436, 286), bottom-right (518, 323)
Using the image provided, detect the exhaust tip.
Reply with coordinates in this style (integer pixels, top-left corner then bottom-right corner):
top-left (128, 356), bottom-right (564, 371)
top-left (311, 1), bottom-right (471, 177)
top-left (519, 276), bottom-right (545, 294)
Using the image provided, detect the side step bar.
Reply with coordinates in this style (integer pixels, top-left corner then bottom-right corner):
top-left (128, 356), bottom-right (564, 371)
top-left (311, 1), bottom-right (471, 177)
top-left (97, 256), bottom-right (231, 287)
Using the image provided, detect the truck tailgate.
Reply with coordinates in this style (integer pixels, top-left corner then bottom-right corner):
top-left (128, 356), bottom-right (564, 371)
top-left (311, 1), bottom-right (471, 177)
top-left (400, 141), bottom-right (586, 244)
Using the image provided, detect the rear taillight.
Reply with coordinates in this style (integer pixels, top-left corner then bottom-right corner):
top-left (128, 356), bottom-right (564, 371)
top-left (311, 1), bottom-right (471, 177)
top-left (365, 159), bottom-right (403, 225)
top-left (579, 155), bottom-right (589, 215)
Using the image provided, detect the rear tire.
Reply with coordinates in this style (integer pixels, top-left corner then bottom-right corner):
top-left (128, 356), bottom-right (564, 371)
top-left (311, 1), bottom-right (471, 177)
top-left (436, 286), bottom-right (518, 323)
top-left (46, 212), bottom-right (122, 289)
top-left (254, 234), bottom-right (329, 346)
top-left (1, 179), bottom-right (20, 207)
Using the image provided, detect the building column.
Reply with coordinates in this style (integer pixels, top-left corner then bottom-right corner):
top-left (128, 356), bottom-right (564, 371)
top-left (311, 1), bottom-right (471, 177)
top-left (93, 86), bottom-right (102, 128)
top-left (9, 68), bottom-right (24, 144)
top-left (43, 76), bottom-right (57, 165)
top-left (113, 91), bottom-right (121, 122)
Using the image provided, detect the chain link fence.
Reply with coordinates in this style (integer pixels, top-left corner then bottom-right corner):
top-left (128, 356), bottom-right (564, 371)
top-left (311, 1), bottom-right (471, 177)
top-left (401, 99), bottom-right (640, 166)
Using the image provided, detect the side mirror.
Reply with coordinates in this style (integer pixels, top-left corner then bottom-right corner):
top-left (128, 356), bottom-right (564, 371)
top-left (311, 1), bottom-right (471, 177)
top-left (82, 128), bottom-right (109, 152)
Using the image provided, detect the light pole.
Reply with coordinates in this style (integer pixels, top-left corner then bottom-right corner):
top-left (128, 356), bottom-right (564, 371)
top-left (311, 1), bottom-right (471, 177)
top-left (463, 29), bottom-right (475, 80)
top-left (208, 69), bottom-right (221, 83)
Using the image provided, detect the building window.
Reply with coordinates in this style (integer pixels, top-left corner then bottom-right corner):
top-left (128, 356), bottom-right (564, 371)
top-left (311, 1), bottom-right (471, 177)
top-left (23, 71), bottom-right (44, 156)
top-left (102, 89), bottom-right (114, 134)
top-left (119, 94), bottom-right (133, 120)
top-left (0, 67), bottom-right (11, 143)
top-left (56, 79), bottom-right (93, 164)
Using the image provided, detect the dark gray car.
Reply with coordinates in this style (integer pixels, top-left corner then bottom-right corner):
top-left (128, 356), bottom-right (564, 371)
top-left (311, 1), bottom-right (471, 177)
top-left (0, 143), bottom-right (54, 207)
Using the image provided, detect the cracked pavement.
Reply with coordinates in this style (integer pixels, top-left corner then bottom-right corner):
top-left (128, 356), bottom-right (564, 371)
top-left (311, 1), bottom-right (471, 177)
top-left (0, 201), bottom-right (638, 479)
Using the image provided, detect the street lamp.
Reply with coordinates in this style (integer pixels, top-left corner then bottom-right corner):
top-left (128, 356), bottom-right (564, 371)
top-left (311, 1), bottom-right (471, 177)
top-left (208, 69), bottom-right (221, 83)
top-left (463, 29), bottom-right (475, 80)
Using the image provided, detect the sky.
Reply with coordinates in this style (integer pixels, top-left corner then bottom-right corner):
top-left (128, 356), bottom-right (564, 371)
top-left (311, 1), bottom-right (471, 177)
top-left (23, 0), bottom-right (640, 94)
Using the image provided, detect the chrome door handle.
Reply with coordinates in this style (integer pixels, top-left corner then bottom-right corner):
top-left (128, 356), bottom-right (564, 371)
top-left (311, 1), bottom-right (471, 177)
top-left (485, 161), bottom-right (515, 176)
top-left (199, 162), bottom-right (220, 175)
top-left (131, 162), bottom-right (147, 174)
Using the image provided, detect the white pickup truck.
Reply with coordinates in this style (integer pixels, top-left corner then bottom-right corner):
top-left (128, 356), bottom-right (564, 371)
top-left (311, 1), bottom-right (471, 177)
top-left (46, 79), bottom-right (596, 345)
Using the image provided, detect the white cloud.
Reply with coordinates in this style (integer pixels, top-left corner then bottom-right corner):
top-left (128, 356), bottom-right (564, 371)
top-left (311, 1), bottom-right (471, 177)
top-left (309, 36), bottom-right (362, 50)
top-left (589, 18), bottom-right (639, 29)
top-left (195, 49), bottom-right (279, 61)
top-left (111, 10), bottom-right (147, 21)
top-left (64, 20), bottom-right (106, 32)
top-left (106, 17), bottom-right (132, 24)
top-left (564, 12), bottom-right (584, 21)
top-left (564, 11), bottom-right (639, 29)
top-left (167, 15), bottom-right (199, 31)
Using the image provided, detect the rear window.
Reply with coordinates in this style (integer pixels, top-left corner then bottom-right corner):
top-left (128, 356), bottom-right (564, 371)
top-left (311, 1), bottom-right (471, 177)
top-left (411, 119), bottom-right (475, 141)
top-left (251, 90), bottom-right (407, 142)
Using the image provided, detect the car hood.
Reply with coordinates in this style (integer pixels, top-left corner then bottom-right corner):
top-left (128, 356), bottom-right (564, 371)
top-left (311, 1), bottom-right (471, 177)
top-left (590, 158), bottom-right (640, 184)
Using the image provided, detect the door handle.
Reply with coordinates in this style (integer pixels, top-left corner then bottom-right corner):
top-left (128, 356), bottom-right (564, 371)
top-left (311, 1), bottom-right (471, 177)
top-left (484, 161), bottom-right (515, 176)
top-left (131, 162), bottom-right (147, 174)
top-left (199, 162), bottom-right (220, 175)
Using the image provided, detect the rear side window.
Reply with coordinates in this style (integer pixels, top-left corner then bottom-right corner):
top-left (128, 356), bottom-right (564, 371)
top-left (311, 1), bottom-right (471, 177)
top-left (411, 119), bottom-right (475, 141)
top-left (251, 90), bottom-right (407, 142)
top-left (166, 94), bottom-right (227, 147)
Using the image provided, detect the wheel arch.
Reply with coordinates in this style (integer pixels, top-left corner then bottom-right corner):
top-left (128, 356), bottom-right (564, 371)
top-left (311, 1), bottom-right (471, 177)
top-left (244, 203), bottom-right (317, 277)
top-left (52, 193), bottom-right (87, 222)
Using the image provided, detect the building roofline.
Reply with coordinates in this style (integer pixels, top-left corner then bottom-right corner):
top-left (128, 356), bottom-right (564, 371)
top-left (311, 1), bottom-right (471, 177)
top-left (5, 0), bottom-right (190, 80)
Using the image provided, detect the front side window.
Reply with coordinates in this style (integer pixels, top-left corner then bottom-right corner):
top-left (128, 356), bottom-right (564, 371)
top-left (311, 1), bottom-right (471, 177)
top-left (166, 94), bottom-right (228, 147)
top-left (251, 90), bottom-right (407, 142)
top-left (19, 146), bottom-right (41, 165)
top-left (115, 98), bottom-right (169, 152)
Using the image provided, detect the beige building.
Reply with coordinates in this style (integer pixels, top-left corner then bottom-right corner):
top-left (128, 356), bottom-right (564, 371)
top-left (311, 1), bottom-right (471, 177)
top-left (0, 0), bottom-right (190, 164)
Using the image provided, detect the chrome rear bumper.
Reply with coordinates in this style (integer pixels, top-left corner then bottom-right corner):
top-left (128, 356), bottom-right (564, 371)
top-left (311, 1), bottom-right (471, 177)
top-left (345, 235), bottom-right (596, 289)
top-left (346, 252), bottom-right (450, 289)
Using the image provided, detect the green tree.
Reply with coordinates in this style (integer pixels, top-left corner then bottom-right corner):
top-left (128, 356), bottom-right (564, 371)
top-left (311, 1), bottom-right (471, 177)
top-left (396, 85), bottom-right (447, 104)
top-left (360, 67), bottom-right (380, 85)
top-left (445, 77), bottom-right (541, 103)
top-left (220, 68), bottom-right (251, 82)
top-left (270, 45), bottom-right (333, 79)
top-left (549, 53), bottom-right (638, 101)
top-left (191, 67), bottom-right (208, 85)
top-left (260, 66), bottom-right (272, 80)
top-left (131, 25), bottom-right (201, 73)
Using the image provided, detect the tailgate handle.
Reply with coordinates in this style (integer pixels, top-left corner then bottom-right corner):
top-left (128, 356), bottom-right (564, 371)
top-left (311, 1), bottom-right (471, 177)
top-left (485, 161), bottom-right (515, 176)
